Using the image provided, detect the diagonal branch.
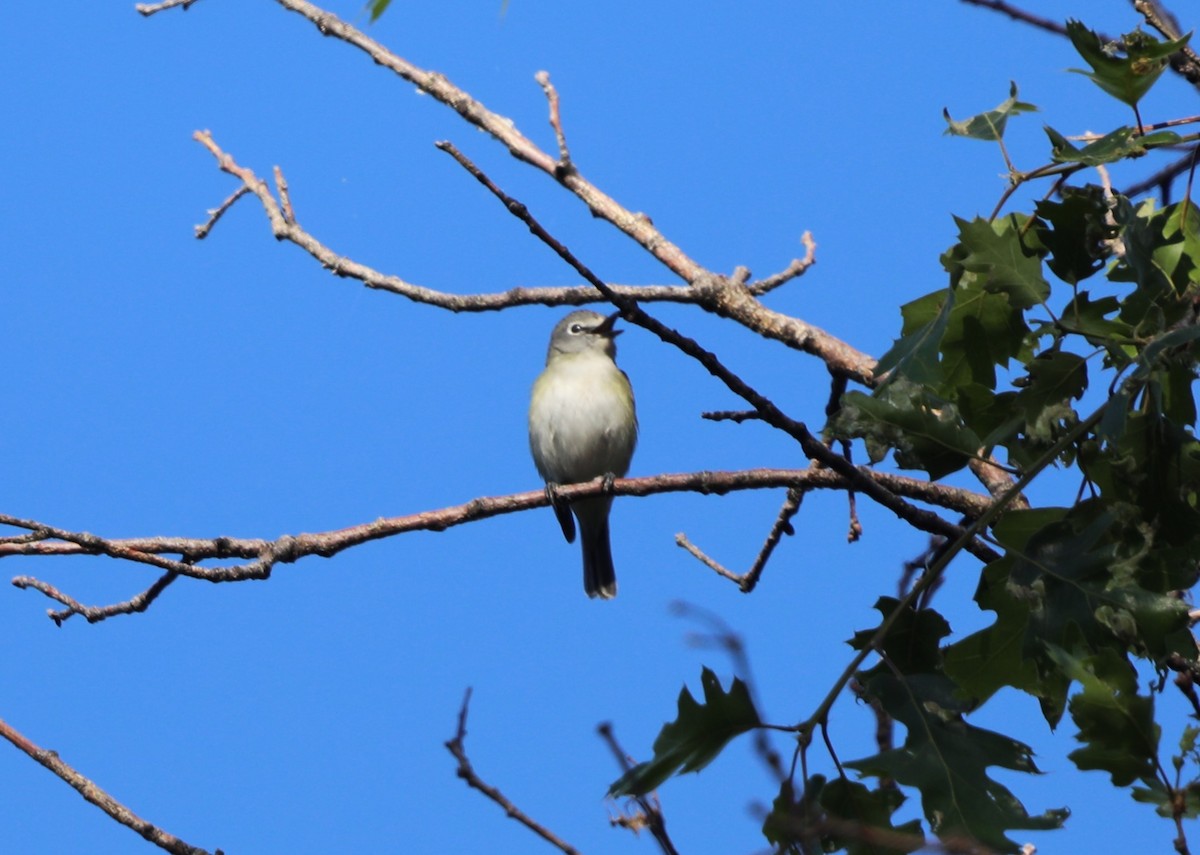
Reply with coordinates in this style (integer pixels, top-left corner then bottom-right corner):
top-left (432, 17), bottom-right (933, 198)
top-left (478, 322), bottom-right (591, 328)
top-left (271, 0), bottom-right (706, 283)
top-left (435, 140), bottom-right (1002, 565)
top-left (445, 690), bottom-right (582, 855)
top-left (958, 0), bottom-right (1069, 36)
top-left (0, 716), bottom-right (216, 855)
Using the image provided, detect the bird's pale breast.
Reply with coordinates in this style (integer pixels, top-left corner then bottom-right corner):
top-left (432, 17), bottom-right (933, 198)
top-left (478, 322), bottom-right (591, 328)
top-left (529, 352), bottom-right (637, 485)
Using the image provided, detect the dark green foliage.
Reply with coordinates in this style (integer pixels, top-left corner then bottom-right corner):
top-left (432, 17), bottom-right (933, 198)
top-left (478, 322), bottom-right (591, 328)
top-left (1065, 19), bottom-right (1190, 109)
top-left (1049, 646), bottom-right (1160, 786)
top-left (848, 600), bottom-right (1069, 851)
top-left (630, 15), bottom-right (1200, 854)
top-left (1034, 185), bottom-right (1114, 283)
top-left (1044, 126), bottom-right (1183, 165)
top-left (608, 668), bottom-right (760, 797)
top-left (763, 774), bottom-right (924, 855)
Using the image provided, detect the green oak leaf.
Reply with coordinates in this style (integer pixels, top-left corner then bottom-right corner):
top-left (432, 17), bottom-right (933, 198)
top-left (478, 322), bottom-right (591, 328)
top-left (832, 380), bottom-right (982, 479)
top-left (763, 775), bottom-right (923, 855)
top-left (1046, 646), bottom-right (1160, 787)
top-left (1045, 125), bottom-right (1183, 165)
top-left (1066, 20), bottom-right (1191, 108)
top-left (985, 350), bottom-right (1087, 463)
top-left (945, 557), bottom-right (1051, 711)
top-left (848, 672), bottom-right (1068, 852)
top-left (939, 281), bottom-right (1032, 389)
top-left (950, 215), bottom-right (1050, 310)
top-left (849, 596), bottom-right (951, 674)
top-left (1059, 292), bottom-right (1134, 367)
top-left (608, 667), bottom-right (760, 797)
top-left (943, 81), bottom-right (1038, 142)
top-left (1034, 185), bottom-right (1114, 283)
top-left (1111, 199), bottom-right (1200, 333)
top-left (849, 599), bottom-right (1068, 850)
top-left (875, 289), bottom-right (954, 386)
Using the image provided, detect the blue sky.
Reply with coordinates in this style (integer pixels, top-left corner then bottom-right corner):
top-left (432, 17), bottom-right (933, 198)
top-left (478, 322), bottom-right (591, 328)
top-left (0, 1), bottom-right (1195, 853)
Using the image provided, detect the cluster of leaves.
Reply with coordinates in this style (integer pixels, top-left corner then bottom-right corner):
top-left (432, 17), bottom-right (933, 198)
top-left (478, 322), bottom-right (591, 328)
top-left (613, 20), bottom-right (1200, 855)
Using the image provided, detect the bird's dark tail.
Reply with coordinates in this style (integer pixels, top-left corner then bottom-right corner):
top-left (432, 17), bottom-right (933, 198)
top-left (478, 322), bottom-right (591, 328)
top-left (580, 512), bottom-right (617, 599)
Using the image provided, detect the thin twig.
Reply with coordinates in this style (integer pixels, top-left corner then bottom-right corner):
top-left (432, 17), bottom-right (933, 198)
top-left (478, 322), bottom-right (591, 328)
top-left (0, 717), bottom-right (216, 855)
top-left (13, 572), bottom-right (179, 626)
top-left (674, 533), bottom-right (736, 580)
top-left (273, 165), bottom-right (295, 224)
top-left (192, 130), bottom-right (699, 309)
top-left (271, 0), bottom-right (703, 282)
top-left (745, 232), bottom-right (817, 295)
top-left (675, 488), bottom-right (805, 592)
top-left (534, 71), bottom-right (572, 168)
top-left (136, 0), bottom-right (201, 16)
top-left (958, 0), bottom-right (1070, 37)
top-left (194, 185), bottom-right (250, 239)
top-left (596, 723), bottom-right (680, 855)
top-left (699, 410), bottom-right (762, 423)
top-left (444, 690), bottom-right (581, 855)
top-left (1122, 146), bottom-right (1199, 203)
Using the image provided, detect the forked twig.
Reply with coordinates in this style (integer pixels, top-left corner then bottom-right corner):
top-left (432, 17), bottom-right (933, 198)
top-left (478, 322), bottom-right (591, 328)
top-left (676, 487), bottom-right (805, 592)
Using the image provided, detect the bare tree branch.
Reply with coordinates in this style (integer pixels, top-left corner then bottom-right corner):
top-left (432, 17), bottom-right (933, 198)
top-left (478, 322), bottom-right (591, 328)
top-left (4, 467), bottom-right (999, 622)
top-left (136, 0), bottom-right (200, 16)
top-left (1, 469), bottom-right (997, 566)
top-left (1133, 0), bottom-right (1200, 86)
top-left (434, 139), bottom-right (1004, 563)
top-left (1122, 145), bottom-right (1200, 202)
top-left (272, 0), bottom-right (708, 283)
top-left (445, 690), bottom-right (582, 855)
top-left (191, 129), bottom-right (708, 310)
top-left (193, 185), bottom-right (248, 239)
top-left (676, 486), bottom-right (806, 592)
top-left (13, 572), bottom-right (179, 626)
top-left (0, 716), bottom-right (217, 855)
top-left (190, 128), bottom-right (1014, 502)
top-left (535, 70), bottom-right (573, 168)
top-left (958, 0), bottom-right (1070, 36)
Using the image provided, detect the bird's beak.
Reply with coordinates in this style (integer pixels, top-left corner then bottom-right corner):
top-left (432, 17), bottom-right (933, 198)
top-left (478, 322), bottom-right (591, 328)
top-left (595, 311), bottom-right (623, 338)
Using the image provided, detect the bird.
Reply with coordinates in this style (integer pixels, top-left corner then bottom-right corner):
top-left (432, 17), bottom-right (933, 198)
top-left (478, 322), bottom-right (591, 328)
top-left (529, 310), bottom-right (638, 598)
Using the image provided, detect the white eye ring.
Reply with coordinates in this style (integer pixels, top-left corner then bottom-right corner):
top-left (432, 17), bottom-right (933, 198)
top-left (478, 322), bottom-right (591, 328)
top-left (569, 323), bottom-right (584, 334)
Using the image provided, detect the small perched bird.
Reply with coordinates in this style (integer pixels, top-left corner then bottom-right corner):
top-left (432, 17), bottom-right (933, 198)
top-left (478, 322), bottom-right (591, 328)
top-left (529, 310), bottom-right (638, 599)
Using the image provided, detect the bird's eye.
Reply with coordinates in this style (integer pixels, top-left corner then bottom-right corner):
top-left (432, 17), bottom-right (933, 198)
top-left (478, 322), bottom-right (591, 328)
top-left (569, 323), bottom-right (584, 334)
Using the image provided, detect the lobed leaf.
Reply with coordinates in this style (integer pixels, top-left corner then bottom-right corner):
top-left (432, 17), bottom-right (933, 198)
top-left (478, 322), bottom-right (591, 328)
top-left (943, 81), bottom-right (1038, 142)
top-left (608, 667), bottom-right (760, 797)
top-left (1065, 20), bottom-right (1190, 108)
